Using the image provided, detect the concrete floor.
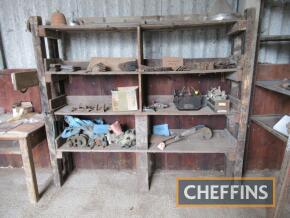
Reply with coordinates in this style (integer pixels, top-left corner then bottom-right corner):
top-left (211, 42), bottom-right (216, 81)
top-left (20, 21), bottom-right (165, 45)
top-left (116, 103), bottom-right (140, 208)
top-left (0, 168), bottom-right (286, 218)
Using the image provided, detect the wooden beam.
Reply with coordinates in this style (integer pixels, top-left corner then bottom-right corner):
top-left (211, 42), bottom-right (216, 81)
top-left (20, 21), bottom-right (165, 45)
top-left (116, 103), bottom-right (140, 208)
top-left (136, 153), bottom-right (152, 192)
top-left (11, 70), bottom-right (38, 91)
top-left (228, 20), bottom-right (247, 35)
top-left (137, 26), bottom-right (144, 111)
top-left (38, 27), bottom-right (61, 39)
top-left (135, 115), bottom-right (149, 149)
top-left (19, 138), bottom-right (39, 203)
top-left (234, 8), bottom-right (259, 177)
top-left (272, 145), bottom-right (290, 218)
top-left (260, 35), bottom-right (290, 42)
top-left (29, 16), bottom-right (62, 187)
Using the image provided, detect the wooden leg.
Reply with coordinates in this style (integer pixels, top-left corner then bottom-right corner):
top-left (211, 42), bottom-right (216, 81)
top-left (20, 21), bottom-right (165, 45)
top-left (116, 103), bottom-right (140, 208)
top-left (268, 149), bottom-right (290, 218)
top-left (44, 115), bottom-right (62, 186)
top-left (225, 153), bottom-right (235, 177)
top-left (19, 138), bottom-right (39, 203)
top-left (136, 153), bottom-right (152, 192)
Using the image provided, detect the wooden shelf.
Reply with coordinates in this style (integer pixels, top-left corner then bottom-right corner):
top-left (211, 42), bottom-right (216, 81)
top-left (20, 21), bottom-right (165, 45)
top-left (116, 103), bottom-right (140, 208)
top-left (56, 129), bottom-right (236, 154)
top-left (260, 35), bottom-right (290, 42)
top-left (47, 68), bottom-right (239, 76)
top-left (57, 142), bottom-right (145, 153)
top-left (39, 18), bottom-right (242, 33)
top-left (148, 129), bottom-right (237, 154)
top-left (54, 105), bottom-right (139, 116)
top-left (251, 115), bottom-right (288, 143)
top-left (46, 70), bottom-right (138, 75)
top-left (143, 103), bottom-right (234, 116)
top-left (54, 104), bottom-right (234, 116)
top-left (142, 68), bottom-right (239, 75)
top-left (256, 80), bottom-right (290, 96)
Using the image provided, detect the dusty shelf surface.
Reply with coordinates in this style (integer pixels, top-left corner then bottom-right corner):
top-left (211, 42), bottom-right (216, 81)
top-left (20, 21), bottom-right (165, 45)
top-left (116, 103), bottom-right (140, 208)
top-left (46, 68), bottom-right (239, 76)
top-left (57, 142), bottom-right (145, 153)
top-left (39, 18), bottom-right (241, 32)
top-left (148, 129), bottom-right (237, 154)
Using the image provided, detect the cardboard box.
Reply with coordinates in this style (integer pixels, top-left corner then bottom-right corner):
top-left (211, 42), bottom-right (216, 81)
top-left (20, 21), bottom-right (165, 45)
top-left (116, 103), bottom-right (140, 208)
top-left (111, 86), bottom-right (138, 111)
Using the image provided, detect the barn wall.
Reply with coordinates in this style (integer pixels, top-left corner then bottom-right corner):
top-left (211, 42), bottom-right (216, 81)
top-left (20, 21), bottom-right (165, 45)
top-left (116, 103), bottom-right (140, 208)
top-left (259, 3), bottom-right (290, 64)
top-left (0, 0), bottom-right (237, 68)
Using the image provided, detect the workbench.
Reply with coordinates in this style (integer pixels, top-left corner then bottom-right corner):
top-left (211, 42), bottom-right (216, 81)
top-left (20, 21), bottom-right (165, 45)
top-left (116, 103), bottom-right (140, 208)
top-left (0, 114), bottom-right (45, 203)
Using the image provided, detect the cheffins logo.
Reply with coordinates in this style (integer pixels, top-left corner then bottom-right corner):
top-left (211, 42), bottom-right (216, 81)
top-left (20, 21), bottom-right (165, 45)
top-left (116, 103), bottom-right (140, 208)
top-left (176, 177), bottom-right (275, 207)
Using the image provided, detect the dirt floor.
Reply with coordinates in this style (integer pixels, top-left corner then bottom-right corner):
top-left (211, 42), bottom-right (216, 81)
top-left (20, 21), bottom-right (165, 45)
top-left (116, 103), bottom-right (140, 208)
top-left (0, 168), bottom-right (287, 218)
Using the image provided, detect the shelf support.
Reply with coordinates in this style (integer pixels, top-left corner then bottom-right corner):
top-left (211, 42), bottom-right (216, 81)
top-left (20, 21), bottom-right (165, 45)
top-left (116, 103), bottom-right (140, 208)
top-left (135, 115), bottom-right (151, 191)
top-left (136, 153), bottom-right (152, 192)
top-left (137, 26), bottom-right (144, 111)
top-left (135, 115), bottom-right (149, 149)
top-left (234, 8), bottom-right (259, 177)
top-left (29, 16), bottom-right (62, 186)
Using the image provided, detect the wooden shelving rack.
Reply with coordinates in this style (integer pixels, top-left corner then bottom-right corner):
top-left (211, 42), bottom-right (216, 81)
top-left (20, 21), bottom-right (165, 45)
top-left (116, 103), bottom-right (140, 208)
top-left (253, 2), bottom-right (290, 215)
top-left (29, 8), bottom-right (257, 190)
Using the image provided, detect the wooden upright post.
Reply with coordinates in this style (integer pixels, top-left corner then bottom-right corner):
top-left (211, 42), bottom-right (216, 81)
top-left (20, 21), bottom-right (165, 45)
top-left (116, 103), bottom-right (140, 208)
top-left (137, 26), bottom-right (144, 112)
top-left (234, 8), bottom-right (258, 177)
top-left (29, 16), bottom-right (62, 186)
top-left (135, 115), bottom-right (151, 191)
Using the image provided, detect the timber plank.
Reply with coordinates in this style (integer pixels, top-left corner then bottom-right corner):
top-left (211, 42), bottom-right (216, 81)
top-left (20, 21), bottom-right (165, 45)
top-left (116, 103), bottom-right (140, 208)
top-left (251, 115), bottom-right (288, 143)
top-left (256, 80), bottom-right (290, 96)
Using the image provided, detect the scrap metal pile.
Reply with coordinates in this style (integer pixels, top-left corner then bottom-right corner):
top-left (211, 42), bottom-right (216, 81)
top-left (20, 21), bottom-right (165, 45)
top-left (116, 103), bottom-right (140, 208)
top-left (206, 86), bottom-right (227, 101)
top-left (61, 116), bottom-right (136, 149)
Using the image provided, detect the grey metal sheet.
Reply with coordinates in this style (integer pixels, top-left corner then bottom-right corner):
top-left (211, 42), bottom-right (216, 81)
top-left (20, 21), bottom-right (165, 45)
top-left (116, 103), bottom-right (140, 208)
top-left (0, 0), bottom-right (237, 68)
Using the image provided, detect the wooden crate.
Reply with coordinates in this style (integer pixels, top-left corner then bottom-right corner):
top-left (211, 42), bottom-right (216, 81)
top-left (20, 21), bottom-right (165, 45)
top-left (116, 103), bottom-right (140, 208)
top-left (207, 99), bottom-right (230, 113)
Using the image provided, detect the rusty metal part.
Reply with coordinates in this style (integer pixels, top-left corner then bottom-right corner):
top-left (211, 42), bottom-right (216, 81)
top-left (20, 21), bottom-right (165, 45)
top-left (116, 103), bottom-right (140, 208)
top-left (70, 104), bottom-right (110, 113)
top-left (118, 61), bottom-right (138, 71)
top-left (198, 127), bottom-right (213, 140)
top-left (141, 66), bottom-right (173, 72)
top-left (67, 134), bottom-right (89, 147)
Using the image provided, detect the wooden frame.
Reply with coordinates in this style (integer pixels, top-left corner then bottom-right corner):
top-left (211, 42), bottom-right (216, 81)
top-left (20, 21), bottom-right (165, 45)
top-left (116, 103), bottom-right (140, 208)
top-left (29, 9), bottom-right (257, 189)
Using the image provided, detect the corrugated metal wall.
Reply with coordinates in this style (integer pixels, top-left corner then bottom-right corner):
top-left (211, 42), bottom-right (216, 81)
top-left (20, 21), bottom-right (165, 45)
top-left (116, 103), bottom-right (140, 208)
top-left (0, 0), bottom-right (238, 68)
top-left (259, 3), bottom-right (290, 63)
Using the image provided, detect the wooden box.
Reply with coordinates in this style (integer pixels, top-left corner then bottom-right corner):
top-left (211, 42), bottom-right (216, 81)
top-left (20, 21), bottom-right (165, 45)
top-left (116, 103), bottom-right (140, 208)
top-left (207, 99), bottom-right (230, 113)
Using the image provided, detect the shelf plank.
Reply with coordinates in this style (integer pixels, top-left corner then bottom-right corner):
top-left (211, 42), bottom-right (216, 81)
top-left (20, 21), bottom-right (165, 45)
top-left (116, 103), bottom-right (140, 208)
top-left (39, 18), bottom-right (242, 33)
top-left (54, 105), bottom-right (138, 116)
top-left (47, 68), bottom-right (239, 75)
top-left (148, 129), bottom-right (236, 154)
top-left (256, 80), bottom-right (290, 96)
top-left (141, 68), bottom-right (239, 75)
top-left (143, 104), bottom-right (232, 116)
top-left (260, 35), bottom-right (290, 42)
top-left (46, 70), bottom-right (138, 75)
top-left (54, 104), bottom-right (234, 116)
top-left (57, 142), bottom-right (145, 153)
top-left (56, 129), bottom-right (236, 154)
top-left (251, 115), bottom-right (288, 143)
